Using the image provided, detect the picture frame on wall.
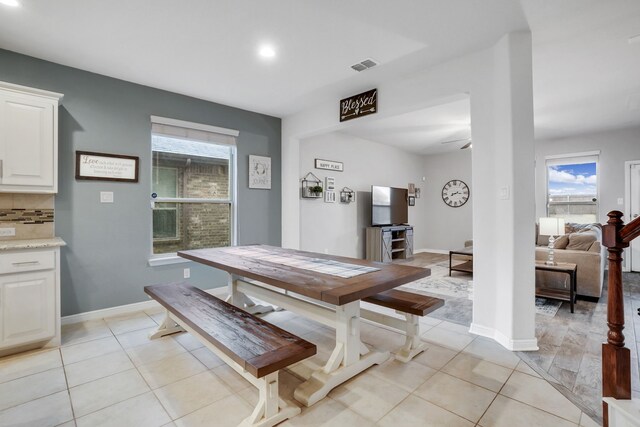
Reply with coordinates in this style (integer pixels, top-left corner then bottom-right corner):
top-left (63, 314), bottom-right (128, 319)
top-left (408, 196), bottom-right (416, 206)
top-left (75, 151), bottom-right (139, 182)
top-left (249, 155), bottom-right (271, 189)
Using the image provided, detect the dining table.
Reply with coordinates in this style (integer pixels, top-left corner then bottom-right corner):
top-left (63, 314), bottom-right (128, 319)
top-left (178, 244), bottom-right (431, 406)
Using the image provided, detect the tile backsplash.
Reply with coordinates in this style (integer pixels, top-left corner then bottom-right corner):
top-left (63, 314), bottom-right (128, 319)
top-left (0, 194), bottom-right (54, 240)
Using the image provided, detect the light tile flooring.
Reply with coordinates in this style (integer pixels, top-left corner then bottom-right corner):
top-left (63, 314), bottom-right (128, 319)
top-left (0, 304), bottom-right (601, 427)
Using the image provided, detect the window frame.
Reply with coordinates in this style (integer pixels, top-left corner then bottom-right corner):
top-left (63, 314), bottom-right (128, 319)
top-left (148, 118), bottom-right (238, 266)
top-left (545, 151), bottom-right (600, 223)
top-left (152, 166), bottom-right (180, 242)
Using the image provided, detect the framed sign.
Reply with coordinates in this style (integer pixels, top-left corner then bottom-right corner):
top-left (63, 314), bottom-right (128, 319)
top-left (315, 159), bottom-right (343, 172)
top-left (340, 88), bottom-right (377, 122)
top-left (75, 151), bottom-right (139, 182)
top-left (249, 155), bottom-right (271, 189)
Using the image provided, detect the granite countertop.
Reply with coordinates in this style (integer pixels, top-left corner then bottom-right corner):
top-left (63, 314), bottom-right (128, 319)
top-left (0, 237), bottom-right (66, 251)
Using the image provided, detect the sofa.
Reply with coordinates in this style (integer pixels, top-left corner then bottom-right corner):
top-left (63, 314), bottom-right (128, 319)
top-left (535, 223), bottom-right (606, 299)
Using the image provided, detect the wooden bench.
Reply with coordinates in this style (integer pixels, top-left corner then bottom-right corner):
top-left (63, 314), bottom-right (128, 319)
top-left (144, 283), bottom-right (316, 427)
top-left (362, 289), bottom-right (444, 362)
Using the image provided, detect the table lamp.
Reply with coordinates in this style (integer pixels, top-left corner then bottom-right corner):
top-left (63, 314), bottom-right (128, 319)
top-left (539, 217), bottom-right (565, 265)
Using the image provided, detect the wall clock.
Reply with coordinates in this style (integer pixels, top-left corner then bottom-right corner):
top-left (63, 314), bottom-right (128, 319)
top-left (442, 180), bottom-right (469, 208)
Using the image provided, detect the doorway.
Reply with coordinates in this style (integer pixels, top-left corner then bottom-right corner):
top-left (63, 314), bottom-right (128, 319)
top-left (626, 160), bottom-right (640, 272)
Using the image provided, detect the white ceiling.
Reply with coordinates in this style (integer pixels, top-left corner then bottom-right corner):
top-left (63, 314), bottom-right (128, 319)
top-left (341, 98), bottom-right (471, 155)
top-left (0, 0), bottom-right (639, 149)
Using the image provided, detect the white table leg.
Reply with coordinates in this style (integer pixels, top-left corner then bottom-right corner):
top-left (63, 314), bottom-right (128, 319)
top-left (227, 274), bottom-right (274, 314)
top-left (294, 301), bottom-right (389, 407)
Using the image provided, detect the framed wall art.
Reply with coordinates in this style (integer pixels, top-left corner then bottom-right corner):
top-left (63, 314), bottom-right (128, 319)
top-left (249, 155), bottom-right (271, 189)
top-left (75, 151), bottom-right (139, 182)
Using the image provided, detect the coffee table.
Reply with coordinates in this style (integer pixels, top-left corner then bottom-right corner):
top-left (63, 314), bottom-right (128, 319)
top-left (535, 261), bottom-right (578, 313)
top-left (449, 246), bottom-right (473, 276)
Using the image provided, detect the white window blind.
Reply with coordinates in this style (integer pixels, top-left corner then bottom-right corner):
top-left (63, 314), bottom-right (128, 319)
top-left (150, 116), bottom-right (238, 146)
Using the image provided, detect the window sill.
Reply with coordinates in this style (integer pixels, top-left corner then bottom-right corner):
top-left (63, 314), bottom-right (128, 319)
top-left (148, 254), bottom-right (191, 267)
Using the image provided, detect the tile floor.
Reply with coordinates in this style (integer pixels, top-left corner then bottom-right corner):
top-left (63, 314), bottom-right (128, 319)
top-left (402, 252), bottom-right (640, 419)
top-left (0, 303), bottom-right (601, 427)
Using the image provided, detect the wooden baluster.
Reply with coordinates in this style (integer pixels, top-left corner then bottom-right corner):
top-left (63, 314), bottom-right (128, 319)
top-left (601, 211), bottom-right (631, 427)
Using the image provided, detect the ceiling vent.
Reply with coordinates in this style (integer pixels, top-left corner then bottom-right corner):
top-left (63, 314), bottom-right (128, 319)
top-left (351, 58), bottom-right (379, 72)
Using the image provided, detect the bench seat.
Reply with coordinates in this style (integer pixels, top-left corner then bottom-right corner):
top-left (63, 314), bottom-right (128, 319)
top-left (144, 282), bottom-right (316, 426)
top-left (363, 289), bottom-right (444, 316)
top-left (361, 288), bottom-right (444, 363)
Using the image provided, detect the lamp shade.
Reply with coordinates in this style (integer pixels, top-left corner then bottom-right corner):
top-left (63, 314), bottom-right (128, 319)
top-left (539, 217), bottom-right (565, 236)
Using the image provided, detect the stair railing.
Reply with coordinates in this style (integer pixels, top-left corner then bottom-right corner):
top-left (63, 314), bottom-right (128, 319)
top-left (602, 210), bottom-right (640, 426)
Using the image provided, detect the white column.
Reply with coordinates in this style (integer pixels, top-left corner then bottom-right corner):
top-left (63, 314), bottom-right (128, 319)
top-left (470, 32), bottom-right (537, 351)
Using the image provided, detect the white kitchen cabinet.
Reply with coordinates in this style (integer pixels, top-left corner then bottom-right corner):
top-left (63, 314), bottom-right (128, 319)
top-left (0, 245), bottom-right (62, 355)
top-left (0, 81), bottom-right (63, 193)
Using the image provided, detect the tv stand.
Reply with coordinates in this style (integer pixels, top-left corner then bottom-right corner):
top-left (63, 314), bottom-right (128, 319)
top-left (365, 225), bottom-right (413, 262)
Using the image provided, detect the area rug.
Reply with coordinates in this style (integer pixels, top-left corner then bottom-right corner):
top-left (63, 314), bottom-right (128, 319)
top-left (535, 297), bottom-right (562, 317)
top-left (401, 262), bottom-right (564, 317)
top-left (402, 276), bottom-right (471, 299)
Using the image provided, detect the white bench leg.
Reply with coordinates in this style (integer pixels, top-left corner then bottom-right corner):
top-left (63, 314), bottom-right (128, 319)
top-left (394, 313), bottom-right (427, 363)
top-left (240, 372), bottom-right (300, 427)
top-left (148, 310), bottom-right (185, 339)
top-left (228, 274), bottom-right (274, 315)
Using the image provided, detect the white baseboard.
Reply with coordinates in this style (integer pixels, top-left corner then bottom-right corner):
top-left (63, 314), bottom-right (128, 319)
top-left (414, 248), bottom-right (449, 255)
top-left (62, 286), bottom-right (228, 325)
top-left (469, 323), bottom-right (539, 351)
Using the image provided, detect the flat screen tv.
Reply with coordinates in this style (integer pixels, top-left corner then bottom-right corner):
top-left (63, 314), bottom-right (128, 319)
top-left (371, 186), bottom-right (408, 226)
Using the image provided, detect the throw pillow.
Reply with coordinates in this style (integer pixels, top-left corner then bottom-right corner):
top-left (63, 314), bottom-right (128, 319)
top-left (537, 233), bottom-right (551, 246)
top-left (553, 234), bottom-right (569, 249)
top-left (566, 231), bottom-right (597, 251)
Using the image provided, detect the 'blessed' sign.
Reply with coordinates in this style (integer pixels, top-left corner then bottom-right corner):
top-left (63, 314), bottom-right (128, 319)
top-left (339, 89), bottom-right (377, 122)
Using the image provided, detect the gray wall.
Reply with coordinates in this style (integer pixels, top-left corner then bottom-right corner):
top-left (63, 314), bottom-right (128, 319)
top-left (535, 126), bottom-right (640, 223)
top-left (0, 49), bottom-right (282, 316)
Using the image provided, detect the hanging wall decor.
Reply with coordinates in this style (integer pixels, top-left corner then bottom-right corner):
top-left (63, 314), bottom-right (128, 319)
top-left (75, 151), bottom-right (139, 182)
top-left (340, 187), bottom-right (355, 203)
top-left (315, 158), bottom-right (344, 172)
top-left (339, 88), bottom-right (377, 122)
top-left (301, 172), bottom-right (323, 198)
top-left (249, 155), bottom-right (271, 189)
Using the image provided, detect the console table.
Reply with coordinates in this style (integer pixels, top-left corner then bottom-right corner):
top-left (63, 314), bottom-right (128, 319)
top-left (535, 261), bottom-right (578, 313)
top-left (365, 225), bottom-right (413, 262)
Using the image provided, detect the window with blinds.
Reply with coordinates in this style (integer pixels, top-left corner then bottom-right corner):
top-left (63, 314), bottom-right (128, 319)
top-left (150, 116), bottom-right (238, 255)
top-left (546, 152), bottom-right (599, 224)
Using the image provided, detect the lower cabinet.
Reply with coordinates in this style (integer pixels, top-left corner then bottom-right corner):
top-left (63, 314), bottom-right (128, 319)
top-left (0, 247), bottom-right (60, 354)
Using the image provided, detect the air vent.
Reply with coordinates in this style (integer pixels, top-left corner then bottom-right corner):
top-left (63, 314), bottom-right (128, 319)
top-left (350, 58), bottom-right (379, 72)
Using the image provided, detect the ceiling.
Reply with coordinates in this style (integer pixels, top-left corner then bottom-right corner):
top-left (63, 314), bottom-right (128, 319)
top-left (0, 0), bottom-right (639, 150)
top-left (341, 98), bottom-right (471, 155)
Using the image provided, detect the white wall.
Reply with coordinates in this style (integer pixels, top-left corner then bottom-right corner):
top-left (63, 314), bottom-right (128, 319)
top-left (422, 149), bottom-right (473, 251)
top-left (299, 132), bottom-right (426, 258)
top-left (283, 32), bottom-right (538, 351)
top-left (535, 126), bottom-right (640, 223)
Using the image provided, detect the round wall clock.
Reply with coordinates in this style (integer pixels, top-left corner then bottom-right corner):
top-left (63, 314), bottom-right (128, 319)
top-left (442, 180), bottom-right (470, 208)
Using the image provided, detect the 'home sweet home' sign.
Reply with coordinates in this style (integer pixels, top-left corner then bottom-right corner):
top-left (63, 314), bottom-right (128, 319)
top-left (339, 89), bottom-right (377, 122)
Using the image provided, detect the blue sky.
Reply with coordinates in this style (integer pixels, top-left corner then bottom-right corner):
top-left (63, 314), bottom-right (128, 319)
top-left (548, 162), bottom-right (597, 196)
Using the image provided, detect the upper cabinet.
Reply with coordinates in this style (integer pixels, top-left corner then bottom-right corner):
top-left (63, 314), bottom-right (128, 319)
top-left (0, 81), bottom-right (63, 193)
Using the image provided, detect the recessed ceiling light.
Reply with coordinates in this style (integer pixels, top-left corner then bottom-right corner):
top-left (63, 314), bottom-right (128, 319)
top-left (0, 0), bottom-right (20, 7)
top-left (259, 45), bottom-right (276, 59)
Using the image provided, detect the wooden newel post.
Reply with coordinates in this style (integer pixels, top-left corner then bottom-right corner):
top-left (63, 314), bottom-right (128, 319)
top-left (601, 210), bottom-right (631, 427)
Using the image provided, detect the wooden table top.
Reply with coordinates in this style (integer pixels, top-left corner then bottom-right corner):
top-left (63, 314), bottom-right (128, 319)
top-left (178, 245), bottom-right (431, 306)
